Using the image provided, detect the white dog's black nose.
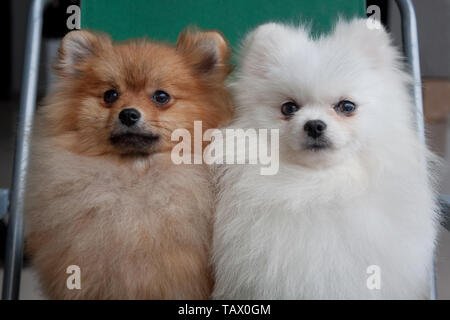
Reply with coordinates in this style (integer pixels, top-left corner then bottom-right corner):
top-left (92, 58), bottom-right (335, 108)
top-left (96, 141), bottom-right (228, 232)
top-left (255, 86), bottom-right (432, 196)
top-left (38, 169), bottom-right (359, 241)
top-left (119, 108), bottom-right (141, 127)
top-left (304, 120), bottom-right (327, 138)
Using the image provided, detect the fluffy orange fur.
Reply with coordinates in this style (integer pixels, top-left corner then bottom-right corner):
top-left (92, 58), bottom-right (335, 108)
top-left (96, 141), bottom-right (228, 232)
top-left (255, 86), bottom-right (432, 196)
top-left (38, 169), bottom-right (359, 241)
top-left (24, 28), bottom-right (233, 299)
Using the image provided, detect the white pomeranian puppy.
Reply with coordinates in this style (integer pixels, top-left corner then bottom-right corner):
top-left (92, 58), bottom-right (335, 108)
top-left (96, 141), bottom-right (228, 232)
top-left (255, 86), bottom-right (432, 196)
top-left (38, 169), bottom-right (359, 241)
top-left (212, 19), bottom-right (439, 299)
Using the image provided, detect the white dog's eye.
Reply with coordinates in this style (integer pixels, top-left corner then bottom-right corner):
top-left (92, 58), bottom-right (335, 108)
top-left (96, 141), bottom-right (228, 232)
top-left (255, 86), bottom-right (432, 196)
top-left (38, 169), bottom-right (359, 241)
top-left (334, 100), bottom-right (357, 115)
top-left (281, 102), bottom-right (299, 116)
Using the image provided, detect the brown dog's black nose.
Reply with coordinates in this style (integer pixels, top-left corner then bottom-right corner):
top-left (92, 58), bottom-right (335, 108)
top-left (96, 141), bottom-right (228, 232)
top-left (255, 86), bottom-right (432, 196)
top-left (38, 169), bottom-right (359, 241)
top-left (304, 120), bottom-right (327, 138)
top-left (119, 108), bottom-right (141, 127)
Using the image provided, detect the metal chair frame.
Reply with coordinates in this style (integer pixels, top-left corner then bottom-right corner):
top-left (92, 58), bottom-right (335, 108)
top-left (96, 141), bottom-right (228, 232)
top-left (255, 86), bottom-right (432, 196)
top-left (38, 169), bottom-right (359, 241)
top-left (1, 0), bottom-right (449, 300)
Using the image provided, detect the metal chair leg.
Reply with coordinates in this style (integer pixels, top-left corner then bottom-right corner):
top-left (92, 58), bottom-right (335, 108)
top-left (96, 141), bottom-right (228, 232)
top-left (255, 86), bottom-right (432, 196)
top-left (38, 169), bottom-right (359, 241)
top-left (2, 0), bottom-right (51, 300)
top-left (394, 0), bottom-right (425, 142)
top-left (394, 0), bottom-right (436, 300)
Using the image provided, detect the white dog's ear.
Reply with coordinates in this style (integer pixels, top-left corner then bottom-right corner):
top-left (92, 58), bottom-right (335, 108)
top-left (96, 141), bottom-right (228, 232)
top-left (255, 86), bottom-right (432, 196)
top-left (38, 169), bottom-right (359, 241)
top-left (239, 23), bottom-right (309, 77)
top-left (176, 27), bottom-right (232, 81)
top-left (55, 30), bottom-right (111, 77)
top-left (332, 19), bottom-right (399, 68)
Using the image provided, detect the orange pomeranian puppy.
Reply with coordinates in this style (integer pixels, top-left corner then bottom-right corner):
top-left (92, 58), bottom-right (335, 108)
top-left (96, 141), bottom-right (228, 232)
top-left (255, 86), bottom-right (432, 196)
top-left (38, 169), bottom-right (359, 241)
top-left (24, 28), bottom-right (233, 299)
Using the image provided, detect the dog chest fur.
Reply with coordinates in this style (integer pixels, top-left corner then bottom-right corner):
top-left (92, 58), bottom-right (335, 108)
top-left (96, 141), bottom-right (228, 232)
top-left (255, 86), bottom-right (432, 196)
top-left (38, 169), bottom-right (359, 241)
top-left (212, 155), bottom-right (437, 299)
top-left (25, 138), bottom-right (214, 299)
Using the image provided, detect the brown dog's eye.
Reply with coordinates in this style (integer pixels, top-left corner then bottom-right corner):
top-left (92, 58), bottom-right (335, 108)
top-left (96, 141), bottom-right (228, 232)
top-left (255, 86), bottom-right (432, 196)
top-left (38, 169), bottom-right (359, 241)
top-left (103, 89), bottom-right (119, 105)
top-left (151, 90), bottom-right (170, 105)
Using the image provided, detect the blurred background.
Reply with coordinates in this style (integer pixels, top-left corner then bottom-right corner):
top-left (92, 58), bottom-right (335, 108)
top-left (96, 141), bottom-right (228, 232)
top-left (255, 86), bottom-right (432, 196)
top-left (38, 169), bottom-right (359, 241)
top-left (0, 0), bottom-right (449, 299)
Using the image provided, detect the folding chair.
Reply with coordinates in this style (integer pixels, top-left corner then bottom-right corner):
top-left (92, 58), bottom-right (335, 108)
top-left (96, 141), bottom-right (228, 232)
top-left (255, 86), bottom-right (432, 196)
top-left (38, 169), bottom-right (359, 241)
top-left (2, 0), bottom-right (449, 300)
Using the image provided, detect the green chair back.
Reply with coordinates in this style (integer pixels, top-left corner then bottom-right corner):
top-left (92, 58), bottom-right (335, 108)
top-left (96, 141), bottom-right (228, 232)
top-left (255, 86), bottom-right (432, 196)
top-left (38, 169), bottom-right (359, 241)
top-left (81, 0), bottom-right (365, 50)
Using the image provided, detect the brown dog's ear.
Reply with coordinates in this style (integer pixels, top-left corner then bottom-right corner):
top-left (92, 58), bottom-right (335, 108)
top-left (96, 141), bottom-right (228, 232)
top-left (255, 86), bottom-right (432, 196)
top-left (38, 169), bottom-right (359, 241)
top-left (55, 30), bottom-right (111, 76)
top-left (176, 28), bottom-right (231, 80)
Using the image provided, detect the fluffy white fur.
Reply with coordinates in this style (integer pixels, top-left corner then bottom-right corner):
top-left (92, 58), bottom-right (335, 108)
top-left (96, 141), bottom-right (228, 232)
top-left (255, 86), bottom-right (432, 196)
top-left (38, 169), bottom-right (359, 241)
top-left (212, 19), bottom-right (439, 299)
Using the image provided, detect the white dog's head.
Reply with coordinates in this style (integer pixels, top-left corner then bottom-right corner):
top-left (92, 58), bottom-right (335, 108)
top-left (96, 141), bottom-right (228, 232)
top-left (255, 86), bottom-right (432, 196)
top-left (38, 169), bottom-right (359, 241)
top-left (232, 19), bottom-right (413, 168)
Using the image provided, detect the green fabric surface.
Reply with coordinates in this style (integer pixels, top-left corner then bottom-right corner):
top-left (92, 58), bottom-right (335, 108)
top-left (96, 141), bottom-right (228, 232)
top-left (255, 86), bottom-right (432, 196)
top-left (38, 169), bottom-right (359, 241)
top-left (81, 0), bottom-right (365, 50)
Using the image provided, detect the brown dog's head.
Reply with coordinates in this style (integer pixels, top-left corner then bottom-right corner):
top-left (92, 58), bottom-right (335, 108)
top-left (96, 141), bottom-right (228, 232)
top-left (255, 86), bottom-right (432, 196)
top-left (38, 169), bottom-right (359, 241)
top-left (40, 28), bottom-right (233, 158)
